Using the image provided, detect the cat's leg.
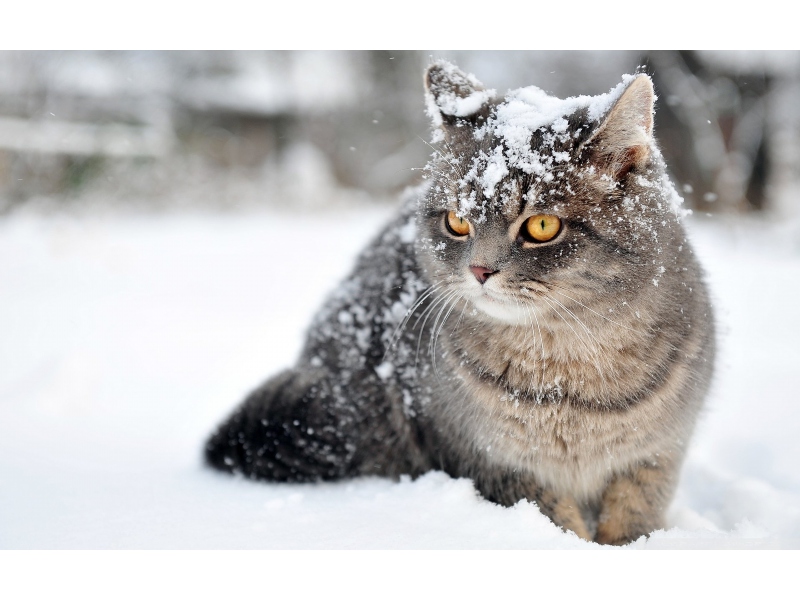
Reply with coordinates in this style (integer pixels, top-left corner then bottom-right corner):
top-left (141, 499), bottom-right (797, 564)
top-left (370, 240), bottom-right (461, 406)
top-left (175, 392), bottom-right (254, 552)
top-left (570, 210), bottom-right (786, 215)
top-left (533, 488), bottom-right (593, 541)
top-left (472, 471), bottom-right (592, 541)
top-left (205, 368), bottom-right (363, 482)
top-left (594, 457), bottom-right (678, 545)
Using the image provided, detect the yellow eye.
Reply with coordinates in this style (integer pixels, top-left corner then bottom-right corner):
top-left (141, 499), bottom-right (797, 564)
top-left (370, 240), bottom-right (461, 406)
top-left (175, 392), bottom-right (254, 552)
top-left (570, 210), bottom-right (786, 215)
top-left (523, 214), bottom-right (561, 242)
top-left (445, 211), bottom-right (471, 236)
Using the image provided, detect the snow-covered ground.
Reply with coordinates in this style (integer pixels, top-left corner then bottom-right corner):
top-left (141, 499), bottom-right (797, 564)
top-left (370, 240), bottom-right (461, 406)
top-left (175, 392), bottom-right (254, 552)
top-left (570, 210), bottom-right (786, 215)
top-left (1, 203), bottom-right (799, 549)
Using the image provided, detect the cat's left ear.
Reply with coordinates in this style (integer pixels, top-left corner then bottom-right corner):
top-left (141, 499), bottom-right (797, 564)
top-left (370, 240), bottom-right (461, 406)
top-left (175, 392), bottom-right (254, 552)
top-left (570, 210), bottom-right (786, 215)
top-left (584, 74), bottom-right (655, 180)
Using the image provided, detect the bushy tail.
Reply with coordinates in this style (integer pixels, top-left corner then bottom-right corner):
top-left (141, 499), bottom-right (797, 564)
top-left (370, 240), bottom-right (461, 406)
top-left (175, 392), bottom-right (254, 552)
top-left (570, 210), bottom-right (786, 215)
top-left (204, 369), bottom-right (360, 482)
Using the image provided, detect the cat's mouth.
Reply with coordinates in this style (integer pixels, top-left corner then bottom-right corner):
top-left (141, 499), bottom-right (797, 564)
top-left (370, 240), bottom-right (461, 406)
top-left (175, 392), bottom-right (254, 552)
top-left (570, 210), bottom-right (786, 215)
top-left (470, 286), bottom-right (532, 325)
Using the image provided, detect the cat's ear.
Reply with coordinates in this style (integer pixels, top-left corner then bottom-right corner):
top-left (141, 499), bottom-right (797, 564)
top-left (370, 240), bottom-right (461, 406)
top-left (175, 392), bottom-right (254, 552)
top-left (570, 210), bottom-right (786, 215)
top-left (585, 74), bottom-right (655, 180)
top-left (425, 61), bottom-right (495, 138)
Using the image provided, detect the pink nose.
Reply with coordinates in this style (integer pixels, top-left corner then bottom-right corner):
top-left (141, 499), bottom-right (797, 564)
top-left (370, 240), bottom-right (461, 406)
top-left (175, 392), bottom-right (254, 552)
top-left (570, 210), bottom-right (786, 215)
top-left (470, 265), bottom-right (496, 284)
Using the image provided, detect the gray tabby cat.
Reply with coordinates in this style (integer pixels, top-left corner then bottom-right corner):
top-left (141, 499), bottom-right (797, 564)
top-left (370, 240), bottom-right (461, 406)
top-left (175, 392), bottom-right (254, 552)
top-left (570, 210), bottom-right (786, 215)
top-left (205, 61), bottom-right (715, 545)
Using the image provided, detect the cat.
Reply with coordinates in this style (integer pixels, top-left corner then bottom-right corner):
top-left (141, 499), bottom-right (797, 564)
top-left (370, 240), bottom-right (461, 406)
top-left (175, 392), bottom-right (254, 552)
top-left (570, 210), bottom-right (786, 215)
top-left (205, 60), bottom-right (716, 545)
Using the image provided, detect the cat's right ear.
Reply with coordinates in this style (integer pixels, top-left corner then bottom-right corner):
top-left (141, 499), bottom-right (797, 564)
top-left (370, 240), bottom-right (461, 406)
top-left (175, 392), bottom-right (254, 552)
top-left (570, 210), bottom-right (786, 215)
top-left (425, 61), bottom-right (495, 141)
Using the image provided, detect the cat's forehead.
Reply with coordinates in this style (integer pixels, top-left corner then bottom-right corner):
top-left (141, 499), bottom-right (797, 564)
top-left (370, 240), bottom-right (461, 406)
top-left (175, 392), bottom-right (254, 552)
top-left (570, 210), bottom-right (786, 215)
top-left (437, 82), bottom-right (631, 220)
top-left (443, 167), bottom-right (575, 224)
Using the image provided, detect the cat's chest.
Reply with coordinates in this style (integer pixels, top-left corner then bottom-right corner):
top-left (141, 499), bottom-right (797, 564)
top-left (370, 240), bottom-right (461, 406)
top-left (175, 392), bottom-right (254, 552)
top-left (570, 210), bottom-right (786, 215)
top-left (429, 340), bottom-right (678, 500)
top-left (452, 374), bottom-right (664, 498)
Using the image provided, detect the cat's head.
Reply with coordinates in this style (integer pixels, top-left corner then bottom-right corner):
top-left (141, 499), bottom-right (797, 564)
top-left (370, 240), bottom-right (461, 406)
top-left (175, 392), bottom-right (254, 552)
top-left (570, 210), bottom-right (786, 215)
top-left (415, 60), bottom-right (684, 326)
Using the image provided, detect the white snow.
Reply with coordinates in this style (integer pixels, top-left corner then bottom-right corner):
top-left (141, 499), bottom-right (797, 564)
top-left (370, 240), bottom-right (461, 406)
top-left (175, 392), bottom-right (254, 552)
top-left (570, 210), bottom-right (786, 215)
top-left (480, 145), bottom-right (509, 198)
top-left (494, 79), bottom-right (623, 139)
top-left (480, 75), bottom-right (632, 175)
top-left (374, 361), bottom-right (394, 381)
top-left (1, 206), bottom-right (799, 549)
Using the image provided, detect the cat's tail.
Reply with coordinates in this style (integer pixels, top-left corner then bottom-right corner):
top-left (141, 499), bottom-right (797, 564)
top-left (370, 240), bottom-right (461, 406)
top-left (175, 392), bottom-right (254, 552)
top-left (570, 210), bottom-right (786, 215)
top-left (204, 368), bottom-right (360, 482)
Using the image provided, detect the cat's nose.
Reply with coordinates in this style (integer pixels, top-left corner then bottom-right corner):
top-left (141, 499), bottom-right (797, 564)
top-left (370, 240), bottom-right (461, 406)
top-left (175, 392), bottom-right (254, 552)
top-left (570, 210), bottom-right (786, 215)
top-left (470, 265), bottom-right (497, 284)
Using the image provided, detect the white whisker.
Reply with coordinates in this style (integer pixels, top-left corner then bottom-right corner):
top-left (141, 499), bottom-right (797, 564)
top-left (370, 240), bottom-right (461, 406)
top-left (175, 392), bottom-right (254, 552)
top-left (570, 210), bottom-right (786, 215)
top-left (541, 297), bottom-right (605, 369)
top-left (431, 292), bottom-right (463, 378)
top-left (383, 282), bottom-right (445, 361)
top-left (548, 285), bottom-right (640, 334)
top-left (528, 302), bottom-right (548, 399)
top-left (415, 288), bottom-right (459, 366)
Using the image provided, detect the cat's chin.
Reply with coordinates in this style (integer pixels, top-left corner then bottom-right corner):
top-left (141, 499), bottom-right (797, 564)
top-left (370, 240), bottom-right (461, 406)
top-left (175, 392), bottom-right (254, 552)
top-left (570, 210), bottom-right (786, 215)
top-left (471, 294), bottom-right (531, 325)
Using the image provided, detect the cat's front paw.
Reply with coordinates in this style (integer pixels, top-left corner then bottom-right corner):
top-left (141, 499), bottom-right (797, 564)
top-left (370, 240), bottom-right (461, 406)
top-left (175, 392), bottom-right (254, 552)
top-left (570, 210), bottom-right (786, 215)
top-left (594, 525), bottom-right (649, 546)
top-left (594, 464), bottom-right (670, 545)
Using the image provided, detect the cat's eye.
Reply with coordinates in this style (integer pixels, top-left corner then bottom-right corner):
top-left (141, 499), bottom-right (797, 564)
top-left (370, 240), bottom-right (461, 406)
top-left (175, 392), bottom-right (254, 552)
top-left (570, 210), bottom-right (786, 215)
top-left (522, 214), bottom-right (562, 243)
top-left (445, 211), bottom-right (471, 237)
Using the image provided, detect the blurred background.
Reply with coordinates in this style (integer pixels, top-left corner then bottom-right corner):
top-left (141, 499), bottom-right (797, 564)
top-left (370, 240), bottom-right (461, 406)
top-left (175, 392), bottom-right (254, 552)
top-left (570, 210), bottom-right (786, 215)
top-left (1, 50), bottom-right (798, 218)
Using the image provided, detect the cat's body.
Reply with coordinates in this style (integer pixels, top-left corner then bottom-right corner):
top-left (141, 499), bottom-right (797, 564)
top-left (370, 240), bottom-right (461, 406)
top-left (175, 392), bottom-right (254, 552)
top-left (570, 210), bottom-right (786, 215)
top-left (205, 62), bottom-right (715, 545)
